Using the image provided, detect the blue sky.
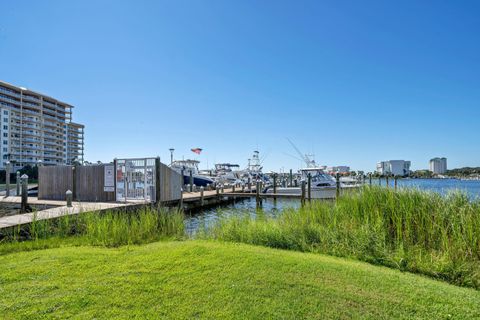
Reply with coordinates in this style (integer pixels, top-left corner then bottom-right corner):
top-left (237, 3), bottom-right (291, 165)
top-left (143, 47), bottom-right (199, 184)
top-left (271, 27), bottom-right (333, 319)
top-left (1, 0), bottom-right (479, 172)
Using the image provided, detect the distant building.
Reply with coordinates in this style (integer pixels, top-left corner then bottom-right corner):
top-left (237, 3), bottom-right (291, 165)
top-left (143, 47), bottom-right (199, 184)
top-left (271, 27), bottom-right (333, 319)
top-left (376, 160), bottom-right (411, 176)
top-left (327, 166), bottom-right (350, 174)
top-left (429, 157), bottom-right (447, 174)
top-left (0, 80), bottom-right (84, 170)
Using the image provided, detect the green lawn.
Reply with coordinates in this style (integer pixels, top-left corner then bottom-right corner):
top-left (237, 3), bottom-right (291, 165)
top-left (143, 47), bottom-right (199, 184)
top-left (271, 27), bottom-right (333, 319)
top-left (1, 241), bottom-right (479, 319)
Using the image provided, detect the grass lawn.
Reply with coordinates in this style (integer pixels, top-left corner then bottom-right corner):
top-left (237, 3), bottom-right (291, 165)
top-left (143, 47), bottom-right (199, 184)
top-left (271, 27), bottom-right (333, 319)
top-left (1, 241), bottom-right (479, 319)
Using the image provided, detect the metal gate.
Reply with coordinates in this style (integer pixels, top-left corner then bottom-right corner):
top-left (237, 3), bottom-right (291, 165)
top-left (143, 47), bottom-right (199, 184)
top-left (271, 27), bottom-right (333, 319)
top-left (115, 158), bottom-right (157, 202)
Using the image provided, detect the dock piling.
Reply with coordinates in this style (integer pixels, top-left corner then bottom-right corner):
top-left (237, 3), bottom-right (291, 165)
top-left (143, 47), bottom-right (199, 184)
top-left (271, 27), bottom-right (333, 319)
top-left (200, 186), bottom-right (204, 206)
top-left (301, 180), bottom-right (306, 206)
top-left (20, 174), bottom-right (28, 213)
top-left (386, 176), bottom-right (389, 188)
top-left (307, 173), bottom-right (312, 202)
top-left (336, 173), bottom-right (340, 199)
top-left (273, 174), bottom-right (277, 200)
top-left (394, 176), bottom-right (398, 190)
top-left (289, 169), bottom-right (293, 187)
top-left (255, 181), bottom-right (261, 208)
top-left (369, 173), bottom-right (372, 186)
top-left (16, 171), bottom-right (20, 196)
top-left (189, 170), bottom-right (193, 192)
top-left (5, 161), bottom-right (10, 197)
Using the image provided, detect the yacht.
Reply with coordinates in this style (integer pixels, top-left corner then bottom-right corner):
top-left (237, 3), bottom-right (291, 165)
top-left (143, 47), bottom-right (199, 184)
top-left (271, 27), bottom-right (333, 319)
top-left (170, 159), bottom-right (214, 187)
top-left (214, 163), bottom-right (243, 185)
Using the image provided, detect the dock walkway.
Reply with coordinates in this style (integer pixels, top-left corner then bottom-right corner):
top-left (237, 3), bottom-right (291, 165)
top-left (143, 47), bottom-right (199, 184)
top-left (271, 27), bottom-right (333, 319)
top-left (0, 197), bottom-right (145, 230)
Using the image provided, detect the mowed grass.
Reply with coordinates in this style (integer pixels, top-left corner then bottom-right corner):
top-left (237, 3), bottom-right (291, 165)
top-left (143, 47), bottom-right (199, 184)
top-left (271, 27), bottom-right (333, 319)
top-left (0, 241), bottom-right (479, 319)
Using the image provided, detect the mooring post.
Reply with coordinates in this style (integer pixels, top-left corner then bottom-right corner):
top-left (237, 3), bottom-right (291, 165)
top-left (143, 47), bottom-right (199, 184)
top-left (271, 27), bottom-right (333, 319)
top-left (336, 173), bottom-right (340, 199)
top-left (294, 179), bottom-right (298, 187)
top-left (289, 169), bottom-right (293, 187)
top-left (394, 176), bottom-right (398, 190)
top-left (16, 171), bottom-right (20, 196)
top-left (20, 174), bottom-right (28, 213)
top-left (307, 173), bottom-right (312, 202)
top-left (216, 185), bottom-right (220, 197)
top-left (66, 190), bottom-right (73, 207)
top-left (232, 184), bottom-right (235, 193)
top-left (386, 175), bottom-right (389, 188)
top-left (256, 181), bottom-right (261, 208)
top-left (189, 170), bottom-right (193, 192)
top-left (179, 188), bottom-right (184, 209)
top-left (273, 173), bottom-right (277, 195)
top-left (301, 180), bottom-right (306, 206)
top-left (247, 177), bottom-right (251, 192)
top-left (242, 184), bottom-right (245, 192)
top-left (5, 161), bottom-right (10, 197)
top-left (369, 173), bottom-right (372, 186)
top-left (200, 186), bottom-right (204, 206)
top-left (221, 184), bottom-right (224, 194)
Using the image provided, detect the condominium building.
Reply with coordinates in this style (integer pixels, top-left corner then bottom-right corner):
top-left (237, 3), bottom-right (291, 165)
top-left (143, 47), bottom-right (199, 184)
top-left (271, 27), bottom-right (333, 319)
top-left (0, 80), bottom-right (84, 170)
top-left (429, 157), bottom-right (447, 174)
top-left (376, 160), bottom-right (411, 176)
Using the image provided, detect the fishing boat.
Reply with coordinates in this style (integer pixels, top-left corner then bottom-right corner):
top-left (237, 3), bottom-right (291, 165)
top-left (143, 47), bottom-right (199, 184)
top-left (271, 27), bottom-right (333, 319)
top-left (169, 159), bottom-right (214, 187)
top-left (214, 163), bottom-right (243, 185)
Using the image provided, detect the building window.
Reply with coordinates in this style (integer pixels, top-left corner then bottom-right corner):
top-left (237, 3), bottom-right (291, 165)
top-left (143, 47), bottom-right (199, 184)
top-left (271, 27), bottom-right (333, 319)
top-left (3, 118), bottom-right (7, 123)
top-left (3, 148), bottom-right (7, 152)
top-left (3, 125), bottom-right (7, 130)
top-left (3, 111), bottom-right (7, 115)
top-left (2, 141), bottom-right (7, 145)
top-left (3, 133), bottom-right (7, 137)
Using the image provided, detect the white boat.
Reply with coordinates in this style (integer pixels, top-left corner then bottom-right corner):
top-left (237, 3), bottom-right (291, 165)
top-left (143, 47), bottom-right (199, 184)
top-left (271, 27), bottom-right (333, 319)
top-left (214, 163), bottom-right (243, 185)
top-left (266, 168), bottom-right (361, 199)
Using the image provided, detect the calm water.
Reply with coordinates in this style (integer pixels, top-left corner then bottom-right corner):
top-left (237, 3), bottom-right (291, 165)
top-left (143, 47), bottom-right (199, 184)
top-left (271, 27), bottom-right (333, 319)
top-left (184, 178), bottom-right (480, 235)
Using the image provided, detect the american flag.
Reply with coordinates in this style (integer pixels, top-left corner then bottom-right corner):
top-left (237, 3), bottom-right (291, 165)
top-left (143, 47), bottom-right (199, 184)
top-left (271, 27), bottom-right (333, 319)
top-left (191, 148), bottom-right (203, 155)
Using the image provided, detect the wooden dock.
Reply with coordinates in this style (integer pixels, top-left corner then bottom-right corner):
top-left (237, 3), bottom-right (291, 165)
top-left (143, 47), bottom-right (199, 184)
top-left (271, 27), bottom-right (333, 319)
top-left (0, 196), bottom-right (146, 230)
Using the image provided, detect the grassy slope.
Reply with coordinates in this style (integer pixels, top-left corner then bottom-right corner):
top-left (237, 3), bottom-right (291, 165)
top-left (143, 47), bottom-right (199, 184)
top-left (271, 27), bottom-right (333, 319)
top-left (1, 241), bottom-right (479, 320)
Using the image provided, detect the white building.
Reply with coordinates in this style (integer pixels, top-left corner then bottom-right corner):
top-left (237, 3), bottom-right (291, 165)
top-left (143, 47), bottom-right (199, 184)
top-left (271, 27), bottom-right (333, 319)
top-left (376, 160), bottom-right (411, 176)
top-left (327, 166), bottom-right (350, 174)
top-left (0, 80), bottom-right (84, 170)
top-left (429, 157), bottom-right (447, 174)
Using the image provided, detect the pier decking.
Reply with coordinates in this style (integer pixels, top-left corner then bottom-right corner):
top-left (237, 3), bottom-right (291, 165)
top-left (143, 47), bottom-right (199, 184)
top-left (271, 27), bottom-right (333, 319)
top-left (0, 197), bottom-right (146, 230)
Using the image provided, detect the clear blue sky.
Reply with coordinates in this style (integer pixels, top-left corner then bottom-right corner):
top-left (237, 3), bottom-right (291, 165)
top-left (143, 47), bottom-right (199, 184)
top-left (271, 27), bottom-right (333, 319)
top-left (1, 0), bottom-right (479, 172)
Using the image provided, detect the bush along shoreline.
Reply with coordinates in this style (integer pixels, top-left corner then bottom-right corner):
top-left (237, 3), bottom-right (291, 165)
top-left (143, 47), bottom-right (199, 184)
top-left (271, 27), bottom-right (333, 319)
top-left (204, 186), bottom-right (480, 289)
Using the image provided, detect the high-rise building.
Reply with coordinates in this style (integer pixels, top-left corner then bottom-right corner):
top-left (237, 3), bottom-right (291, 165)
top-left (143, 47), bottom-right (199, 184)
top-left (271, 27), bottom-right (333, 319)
top-left (429, 157), bottom-right (447, 174)
top-left (376, 160), bottom-right (411, 176)
top-left (0, 80), bottom-right (84, 170)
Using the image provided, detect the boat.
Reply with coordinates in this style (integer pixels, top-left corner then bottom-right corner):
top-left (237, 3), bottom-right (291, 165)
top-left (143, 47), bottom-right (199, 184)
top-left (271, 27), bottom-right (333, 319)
top-left (266, 168), bottom-right (339, 199)
top-left (214, 163), bottom-right (243, 185)
top-left (169, 159), bottom-right (215, 187)
top-left (241, 150), bottom-right (270, 184)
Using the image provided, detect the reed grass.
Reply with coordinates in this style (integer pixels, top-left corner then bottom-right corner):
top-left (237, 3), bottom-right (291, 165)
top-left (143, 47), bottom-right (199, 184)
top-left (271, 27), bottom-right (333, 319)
top-left (206, 186), bottom-right (480, 288)
top-left (0, 206), bottom-right (185, 254)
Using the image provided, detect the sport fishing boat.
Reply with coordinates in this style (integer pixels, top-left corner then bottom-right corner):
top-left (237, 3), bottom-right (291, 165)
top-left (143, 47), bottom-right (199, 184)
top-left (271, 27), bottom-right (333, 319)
top-left (170, 159), bottom-right (214, 187)
top-left (214, 163), bottom-right (243, 185)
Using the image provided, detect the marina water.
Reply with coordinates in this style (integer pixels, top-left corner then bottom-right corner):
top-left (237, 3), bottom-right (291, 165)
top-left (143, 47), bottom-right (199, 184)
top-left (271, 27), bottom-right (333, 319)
top-left (185, 178), bottom-right (480, 235)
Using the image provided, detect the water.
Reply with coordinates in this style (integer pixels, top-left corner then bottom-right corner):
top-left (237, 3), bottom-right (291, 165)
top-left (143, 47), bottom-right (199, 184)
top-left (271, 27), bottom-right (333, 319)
top-left (185, 179), bottom-right (480, 234)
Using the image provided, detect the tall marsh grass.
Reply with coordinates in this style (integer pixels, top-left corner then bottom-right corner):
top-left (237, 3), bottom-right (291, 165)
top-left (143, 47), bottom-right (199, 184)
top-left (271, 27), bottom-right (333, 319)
top-left (1, 206), bottom-right (184, 254)
top-left (206, 186), bottom-right (480, 288)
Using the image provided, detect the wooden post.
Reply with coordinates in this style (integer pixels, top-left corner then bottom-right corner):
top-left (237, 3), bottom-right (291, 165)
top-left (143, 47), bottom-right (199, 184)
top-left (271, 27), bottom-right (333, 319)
top-left (221, 185), bottom-right (224, 194)
top-left (216, 185), bottom-right (220, 197)
top-left (179, 189), bottom-right (183, 209)
top-left (189, 170), bottom-right (193, 192)
top-left (301, 180), bottom-right (306, 206)
top-left (294, 179), bottom-right (298, 187)
top-left (66, 190), bottom-right (72, 207)
top-left (155, 157), bottom-right (161, 204)
top-left (289, 169), bottom-right (293, 187)
top-left (336, 173), bottom-right (340, 199)
top-left (256, 181), bottom-right (261, 208)
top-left (394, 176), bottom-right (398, 190)
top-left (273, 174), bottom-right (277, 195)
top-left (200, 186), bottom-right (204, 206)
top-left (386, 175), bottom-right (389, 188)
top-left (379, 176), bottom-right (382, 186)
top-left (247, 177), bottom-right (251, 192)
top-left (5, 161), bottom-right (10, 197)
top-left (369, 173), bottom-right (372, 186)
top-left (242, 184), bottom-right (245, 192)
top-left (16, 171), bottom-right (20, 196)
top-left (232, 184), bottom-right (235, 193)
top-left (20, 174), bottom-right (28, 213)
top-left (307, 173), bottom-right (312, 202)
